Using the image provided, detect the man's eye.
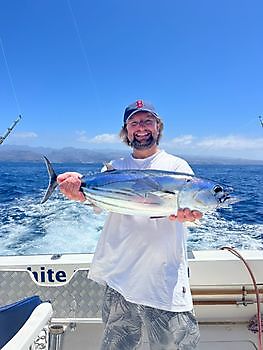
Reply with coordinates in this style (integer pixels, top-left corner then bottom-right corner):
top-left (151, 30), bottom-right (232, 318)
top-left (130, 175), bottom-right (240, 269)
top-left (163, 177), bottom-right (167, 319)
top-left (145, 120), bottom-right (154, 125)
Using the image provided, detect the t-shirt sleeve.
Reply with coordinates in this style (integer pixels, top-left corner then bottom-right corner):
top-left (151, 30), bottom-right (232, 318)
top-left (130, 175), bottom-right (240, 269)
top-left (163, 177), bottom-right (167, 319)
top-left (174, 158), bottom-right (194, 175)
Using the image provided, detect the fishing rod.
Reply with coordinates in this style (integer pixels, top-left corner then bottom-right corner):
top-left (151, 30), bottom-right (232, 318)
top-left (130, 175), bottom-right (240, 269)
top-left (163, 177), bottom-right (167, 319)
top-left (0, 115), bottom-right (22, 145)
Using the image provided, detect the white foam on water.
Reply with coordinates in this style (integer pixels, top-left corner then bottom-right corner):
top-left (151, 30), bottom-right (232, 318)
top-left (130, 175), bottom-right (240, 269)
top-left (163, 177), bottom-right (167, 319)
top-left (188, 211), bottom-right (263, 250)
top-left (0, 193), bottom-right (107, 255)
top-left (0, 192), bottom-right (262, 255)
top-left (32, 200), bottom-right (107, 254)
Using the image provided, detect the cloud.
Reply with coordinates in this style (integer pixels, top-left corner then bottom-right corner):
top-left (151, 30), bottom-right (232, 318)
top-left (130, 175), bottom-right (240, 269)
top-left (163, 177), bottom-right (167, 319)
top-left (162, 134), bottom-right (263, 159)
top-left (77, 131), bottom-right (263, 153)
top-left (89, 133), bottom-right (119, 144)
top-left (197, 135), bottom-right (263, 150)
top-left (170, 135), bottom-right (194, 146)
top-left (13, 132), bottom-right (38, 139)
top-left (76, 131), bottom-right (119, 144)
top-left (75, 130), bottom-right (89, 143)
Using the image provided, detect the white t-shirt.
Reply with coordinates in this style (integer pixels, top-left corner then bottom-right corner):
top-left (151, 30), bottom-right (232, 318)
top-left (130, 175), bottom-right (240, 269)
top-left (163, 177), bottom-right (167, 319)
top-left (89, 150), bottom-right (194, 312)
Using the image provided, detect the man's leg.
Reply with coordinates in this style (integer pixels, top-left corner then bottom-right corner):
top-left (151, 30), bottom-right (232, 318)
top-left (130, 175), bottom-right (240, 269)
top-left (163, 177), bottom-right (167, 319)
top-left (142, 307), bottom-right (200, 350)
top-left (100, 286), bottom-right (143, 350)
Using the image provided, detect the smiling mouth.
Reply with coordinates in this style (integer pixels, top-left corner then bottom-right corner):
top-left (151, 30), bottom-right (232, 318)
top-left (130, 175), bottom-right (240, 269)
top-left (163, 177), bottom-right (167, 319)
top-left (134, 132), bottom-right (151, 140)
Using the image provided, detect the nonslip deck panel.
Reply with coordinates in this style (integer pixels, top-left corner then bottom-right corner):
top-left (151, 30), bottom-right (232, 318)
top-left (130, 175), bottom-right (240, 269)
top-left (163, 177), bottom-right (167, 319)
top-left (0, 270), bottom-right (104, 319)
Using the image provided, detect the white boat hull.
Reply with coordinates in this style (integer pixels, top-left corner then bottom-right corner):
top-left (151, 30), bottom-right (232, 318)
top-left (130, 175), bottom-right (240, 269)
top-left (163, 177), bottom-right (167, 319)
top-left (0, 249), bottom-right (262, 349)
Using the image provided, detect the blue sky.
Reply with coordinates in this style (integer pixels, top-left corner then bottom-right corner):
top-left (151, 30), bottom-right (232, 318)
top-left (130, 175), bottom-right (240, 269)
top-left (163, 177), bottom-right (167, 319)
top-left (0, 0), bottom-right (262, 160)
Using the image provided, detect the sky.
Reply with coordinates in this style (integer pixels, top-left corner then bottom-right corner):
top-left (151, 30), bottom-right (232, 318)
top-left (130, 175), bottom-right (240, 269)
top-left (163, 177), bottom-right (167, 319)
top-left (0, 0), bottom-right (263, 160)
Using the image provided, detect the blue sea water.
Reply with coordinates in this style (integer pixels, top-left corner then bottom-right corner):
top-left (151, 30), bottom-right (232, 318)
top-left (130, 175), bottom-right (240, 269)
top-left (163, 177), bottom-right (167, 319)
top-left (0, 161), bottom-right (262, 256)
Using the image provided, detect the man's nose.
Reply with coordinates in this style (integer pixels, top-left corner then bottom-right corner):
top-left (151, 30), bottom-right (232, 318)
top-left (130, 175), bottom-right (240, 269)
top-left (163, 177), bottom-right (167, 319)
top-left (138, 121), bottom-right (144, 127)
top-left (138, 120), bottom-right (147, 127)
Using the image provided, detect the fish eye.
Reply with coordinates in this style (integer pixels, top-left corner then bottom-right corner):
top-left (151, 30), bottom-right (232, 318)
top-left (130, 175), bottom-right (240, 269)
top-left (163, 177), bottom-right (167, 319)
top-left (213, 185), bottom-right (223, 193)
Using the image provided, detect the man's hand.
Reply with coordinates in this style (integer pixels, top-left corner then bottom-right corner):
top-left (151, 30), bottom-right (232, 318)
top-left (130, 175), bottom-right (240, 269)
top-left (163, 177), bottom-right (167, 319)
top-left (169, 208), bottom-right (203, 222)
top-left (57, 172), bottom-right (85, 202)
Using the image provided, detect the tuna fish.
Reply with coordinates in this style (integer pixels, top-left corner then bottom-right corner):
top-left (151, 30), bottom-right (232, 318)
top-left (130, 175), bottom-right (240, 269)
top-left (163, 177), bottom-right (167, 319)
top-left (42, 156), bottom-right (237, 216)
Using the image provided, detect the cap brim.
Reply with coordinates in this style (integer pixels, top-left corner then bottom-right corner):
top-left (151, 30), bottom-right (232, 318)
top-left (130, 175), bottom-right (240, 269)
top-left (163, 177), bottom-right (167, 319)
top-left (125, 109), bottom-right (159, 123)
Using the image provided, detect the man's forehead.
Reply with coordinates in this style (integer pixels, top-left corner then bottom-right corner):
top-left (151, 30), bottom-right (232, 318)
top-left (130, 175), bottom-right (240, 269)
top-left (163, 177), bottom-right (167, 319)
top-left (128, 112), bottom-right (157, 120)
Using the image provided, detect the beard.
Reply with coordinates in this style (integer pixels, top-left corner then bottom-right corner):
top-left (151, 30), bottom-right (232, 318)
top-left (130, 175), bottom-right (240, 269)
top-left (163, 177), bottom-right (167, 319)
top-left (130, 134), bottom-right (157, 150)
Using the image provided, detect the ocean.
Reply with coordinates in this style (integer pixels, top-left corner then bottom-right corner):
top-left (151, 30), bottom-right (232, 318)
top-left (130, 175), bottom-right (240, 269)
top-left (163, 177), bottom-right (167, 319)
top-left (0, 161), bottom-right (262, 256)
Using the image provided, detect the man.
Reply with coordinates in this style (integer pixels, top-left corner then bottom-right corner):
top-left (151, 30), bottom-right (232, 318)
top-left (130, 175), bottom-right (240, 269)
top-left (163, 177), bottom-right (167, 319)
top-left (58, 100), bottom-right (201, 350)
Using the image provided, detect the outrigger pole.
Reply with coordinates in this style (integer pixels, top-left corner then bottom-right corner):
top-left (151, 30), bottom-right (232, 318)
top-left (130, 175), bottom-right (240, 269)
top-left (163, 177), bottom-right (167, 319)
top-left (0, 115), bottom-right (22, 145)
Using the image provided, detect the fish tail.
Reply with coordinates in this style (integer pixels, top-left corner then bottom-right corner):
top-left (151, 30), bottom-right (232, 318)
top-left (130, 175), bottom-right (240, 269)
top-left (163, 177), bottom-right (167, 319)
top-left (41, 156), bottom-right (58, 204)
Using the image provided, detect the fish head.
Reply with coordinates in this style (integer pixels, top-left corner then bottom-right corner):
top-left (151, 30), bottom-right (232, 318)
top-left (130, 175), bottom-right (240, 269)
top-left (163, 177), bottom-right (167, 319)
top-left (178, 178), bottom-right (237, 212)
top-left (194, 183), bottom-right (233, 207)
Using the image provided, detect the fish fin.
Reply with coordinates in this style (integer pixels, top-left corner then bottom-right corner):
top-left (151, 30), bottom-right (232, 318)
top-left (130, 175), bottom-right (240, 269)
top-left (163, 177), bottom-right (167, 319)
top-left (103, 162), bottom-right (115, 172)
top-left (41, 156), bottom-right (58, 204)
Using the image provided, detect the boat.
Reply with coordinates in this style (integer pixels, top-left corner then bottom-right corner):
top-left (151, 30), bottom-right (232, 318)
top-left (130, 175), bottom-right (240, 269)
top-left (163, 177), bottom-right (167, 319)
top-left (0, 248), bottom-right (262, 349)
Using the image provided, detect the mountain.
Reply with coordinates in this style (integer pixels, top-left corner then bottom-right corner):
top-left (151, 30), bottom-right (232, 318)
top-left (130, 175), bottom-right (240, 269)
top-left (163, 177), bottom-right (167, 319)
top-left (0, 145), bottom-right (262, 165)
top-left (0, 145), bottom-right (127, 163)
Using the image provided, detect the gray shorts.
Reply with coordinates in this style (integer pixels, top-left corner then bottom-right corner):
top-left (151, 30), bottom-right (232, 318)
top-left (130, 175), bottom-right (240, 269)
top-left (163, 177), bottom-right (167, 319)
top-left (101, 286), bottom-right (200, 350)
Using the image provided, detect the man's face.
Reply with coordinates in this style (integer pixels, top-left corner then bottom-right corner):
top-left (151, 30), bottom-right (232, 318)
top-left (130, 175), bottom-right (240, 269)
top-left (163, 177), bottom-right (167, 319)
top-left (126, 112), bottom-right (160, 149)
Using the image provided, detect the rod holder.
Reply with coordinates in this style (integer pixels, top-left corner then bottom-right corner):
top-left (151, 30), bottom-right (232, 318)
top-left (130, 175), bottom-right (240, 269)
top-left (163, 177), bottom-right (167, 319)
top-left (48, 324), bottom-right (65, 350)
